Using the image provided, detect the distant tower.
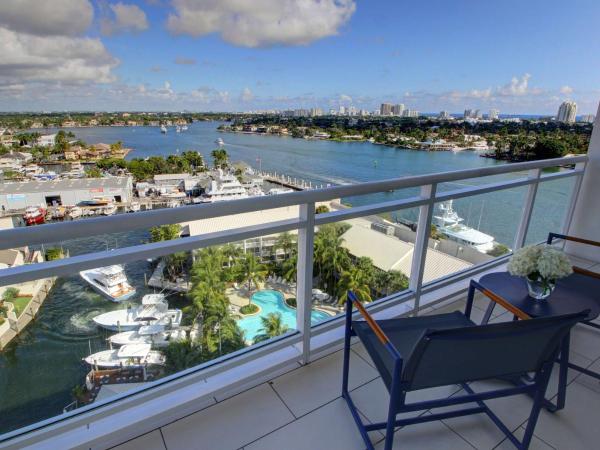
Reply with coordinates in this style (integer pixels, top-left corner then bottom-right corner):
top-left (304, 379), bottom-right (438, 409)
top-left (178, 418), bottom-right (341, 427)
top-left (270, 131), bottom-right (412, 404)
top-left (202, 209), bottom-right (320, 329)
top-left (380, 103), bottom-right (393, 116)
top-left (464, 109), bottom-right (473, 119)
top-left (489, 109), bottom-right (500, 120)
top-left (439, 111), bottom-right (450, 119)
top-left (557, 101), bottom-right (577, 123)
top-left (392, 104), bottom-right (405, 116)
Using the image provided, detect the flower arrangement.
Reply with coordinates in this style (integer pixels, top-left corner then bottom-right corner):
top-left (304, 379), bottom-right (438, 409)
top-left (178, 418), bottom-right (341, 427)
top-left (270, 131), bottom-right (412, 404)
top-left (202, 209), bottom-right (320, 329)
top-left (507, 245), bottom-right (573, 299)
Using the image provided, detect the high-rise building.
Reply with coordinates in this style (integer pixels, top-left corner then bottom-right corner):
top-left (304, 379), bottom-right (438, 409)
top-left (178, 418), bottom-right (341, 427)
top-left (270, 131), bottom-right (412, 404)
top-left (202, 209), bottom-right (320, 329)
top-left (464, 109), bottom-right (473, 119)
top-left (579, 114), bottom-right (595, 124)
top-left (339, 105), bottom-right (346, 115)
top-left (474, 109), bottom-right (483, 119)
top-left (380, 103), bottom-right (393, 116)
top-left (557, 101), bottom-right (577, 123)
top-left (439, 111), bottom-right (450, 119)
top-left (392, 104), bottom-right (405, 116)
top-left (404, 109), bottom-right (419, 118)
top-left (310, 108), bottom-right (323, 117)
top-left (489, 109), bottom-right (500, 120)
top-left (348, 106), bottom-right (358, 116)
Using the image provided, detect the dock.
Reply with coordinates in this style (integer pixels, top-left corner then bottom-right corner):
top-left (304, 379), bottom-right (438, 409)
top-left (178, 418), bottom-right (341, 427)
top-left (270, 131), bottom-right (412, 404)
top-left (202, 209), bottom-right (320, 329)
top-left (260, 171), bottom-right (331, 191)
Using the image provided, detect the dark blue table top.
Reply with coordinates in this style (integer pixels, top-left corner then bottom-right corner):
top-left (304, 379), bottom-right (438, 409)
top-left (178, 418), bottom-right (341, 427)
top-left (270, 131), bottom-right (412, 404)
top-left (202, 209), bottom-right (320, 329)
top-left (478, 272), bottom-right (600, 321)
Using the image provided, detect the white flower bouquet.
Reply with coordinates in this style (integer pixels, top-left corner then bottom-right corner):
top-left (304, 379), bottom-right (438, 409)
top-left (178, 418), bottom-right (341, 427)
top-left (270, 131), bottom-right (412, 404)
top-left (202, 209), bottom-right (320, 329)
top-left (507, 244), bottom-right (573, 299)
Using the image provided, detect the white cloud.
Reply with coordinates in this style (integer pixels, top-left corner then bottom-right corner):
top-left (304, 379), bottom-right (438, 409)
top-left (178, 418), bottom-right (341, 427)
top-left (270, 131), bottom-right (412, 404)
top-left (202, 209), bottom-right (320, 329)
top-left (0, 0), bottom-right (93, 36)
top-left (166, 0), bottom-right (356, 47)
top-left (0, 26), bottom-right (118, 85)
top-left (101, 3), bottom-right (149, 36)
top-left (497, 73), bottom-right (531, 96)
top-left (241, 87), bottom-right (254, 102)
top-left (339, 94), bottom-right (353, 103)
top-left (560, 85), bottom-right (573, 95)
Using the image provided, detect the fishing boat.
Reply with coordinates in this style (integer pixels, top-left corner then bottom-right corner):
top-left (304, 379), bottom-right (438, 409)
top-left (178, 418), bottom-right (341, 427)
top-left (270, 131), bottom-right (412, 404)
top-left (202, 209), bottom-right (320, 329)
top-left (432, 200), bottom-right (495, 253)
top-left (80, 265), bottom-right (136, 302)
top-left (92, 294), bottom-right (182, 331)
top-left (84, 344), bottom-right (165, 369)
top-left (108, 324), bottom-right (187, 348)
top-left (23, 206), bottom-right (46, 226)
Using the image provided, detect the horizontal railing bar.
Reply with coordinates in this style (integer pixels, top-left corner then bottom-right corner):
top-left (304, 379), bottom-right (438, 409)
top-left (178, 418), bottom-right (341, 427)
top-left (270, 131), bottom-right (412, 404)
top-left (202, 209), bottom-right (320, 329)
top-left (0, 218), bottom-right (303, 286)
top-left (0, 155), bottom-right (587, 250)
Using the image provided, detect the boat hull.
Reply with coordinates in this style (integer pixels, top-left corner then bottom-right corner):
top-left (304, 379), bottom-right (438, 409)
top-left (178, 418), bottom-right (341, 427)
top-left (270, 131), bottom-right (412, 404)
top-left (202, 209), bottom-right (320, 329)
top-left (80, 271), bottom-right (136, 303)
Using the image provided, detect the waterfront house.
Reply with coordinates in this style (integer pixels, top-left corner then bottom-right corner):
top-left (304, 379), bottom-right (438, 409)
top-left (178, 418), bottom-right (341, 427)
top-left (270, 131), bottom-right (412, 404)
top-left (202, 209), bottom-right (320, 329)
top-left (36, 133), bottom-right (56, 147)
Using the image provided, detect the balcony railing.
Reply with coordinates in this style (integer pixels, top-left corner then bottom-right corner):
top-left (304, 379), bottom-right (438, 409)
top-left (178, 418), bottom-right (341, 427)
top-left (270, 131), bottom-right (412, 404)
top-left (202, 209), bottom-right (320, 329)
top-left (0, 154), bottom-right (588, 448)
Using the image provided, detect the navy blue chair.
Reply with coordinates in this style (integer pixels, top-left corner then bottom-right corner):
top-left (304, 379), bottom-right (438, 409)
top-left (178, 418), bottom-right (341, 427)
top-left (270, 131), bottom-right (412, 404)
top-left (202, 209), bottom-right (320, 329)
top-left (342, 291), bottom-right (587, 450)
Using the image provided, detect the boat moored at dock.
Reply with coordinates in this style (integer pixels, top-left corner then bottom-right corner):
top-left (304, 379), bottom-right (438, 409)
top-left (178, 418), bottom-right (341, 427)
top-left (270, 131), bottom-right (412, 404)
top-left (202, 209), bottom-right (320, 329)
top-left (84, 344), bottom-right (165, 369)
top-left (80, 265), bottom-right (136, 302)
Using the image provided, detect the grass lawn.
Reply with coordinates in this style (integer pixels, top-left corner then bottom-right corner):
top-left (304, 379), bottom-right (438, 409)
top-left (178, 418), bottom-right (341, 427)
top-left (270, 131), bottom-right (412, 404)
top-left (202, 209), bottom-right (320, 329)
top-left (9, 296), bottom-right (32, 317)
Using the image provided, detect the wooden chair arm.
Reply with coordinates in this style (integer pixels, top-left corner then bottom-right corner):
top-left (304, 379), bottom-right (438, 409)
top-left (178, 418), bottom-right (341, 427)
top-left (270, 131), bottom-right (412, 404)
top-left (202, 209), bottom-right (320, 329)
top-left (548, 233), bottom-right (600, 248)
top-left (471, 280), bottom-right (531, 320)
top-left (573, 266), bottom-right (600, 280)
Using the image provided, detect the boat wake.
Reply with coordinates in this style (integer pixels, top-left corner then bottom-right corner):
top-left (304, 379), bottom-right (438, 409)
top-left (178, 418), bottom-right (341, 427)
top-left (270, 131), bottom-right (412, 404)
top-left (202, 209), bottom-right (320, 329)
top-left (68, 310), bottom-right (105, 335)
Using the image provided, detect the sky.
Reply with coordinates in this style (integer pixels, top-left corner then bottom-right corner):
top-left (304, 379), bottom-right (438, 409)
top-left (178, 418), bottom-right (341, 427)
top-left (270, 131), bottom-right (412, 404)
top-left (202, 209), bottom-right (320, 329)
top-left (0, 0), bottom-right (599, 114)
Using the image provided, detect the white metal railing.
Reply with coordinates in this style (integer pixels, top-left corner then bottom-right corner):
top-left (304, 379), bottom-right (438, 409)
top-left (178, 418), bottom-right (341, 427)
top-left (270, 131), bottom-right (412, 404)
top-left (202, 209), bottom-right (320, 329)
top-left (0, 154), bottom-right (588, 446)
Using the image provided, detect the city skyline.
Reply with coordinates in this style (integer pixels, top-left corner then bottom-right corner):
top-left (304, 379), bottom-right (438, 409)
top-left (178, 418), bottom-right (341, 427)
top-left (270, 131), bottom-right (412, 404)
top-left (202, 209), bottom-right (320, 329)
top-left (0, 0), bottom-right (599, 113)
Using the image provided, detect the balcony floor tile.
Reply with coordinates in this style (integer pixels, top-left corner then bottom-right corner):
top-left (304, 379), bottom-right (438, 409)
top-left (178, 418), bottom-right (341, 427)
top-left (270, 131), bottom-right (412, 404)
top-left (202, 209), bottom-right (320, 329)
top-left (110, 430), bottom-right (166, 450)
top-left (494, 426), bottom-right (556, 450)
top-left (160, 383), bottom-right (294, 450)
top-left (270, 348), bottom-right (378, 417)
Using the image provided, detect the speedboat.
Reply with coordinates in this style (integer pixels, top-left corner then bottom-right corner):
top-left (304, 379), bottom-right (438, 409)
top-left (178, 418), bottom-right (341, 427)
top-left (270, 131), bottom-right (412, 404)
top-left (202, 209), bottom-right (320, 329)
top-left (80, 265), bottom-right (136, 302)
top-left (160, 125), bottom-right (167, 134)
top-left (92, 294), bottom-right (182, 331)
top-left (67, 206), bottom-right (82, 219)
top-left (84, 344), bottom-right (165, 369)
top-left (176, 126), bottom-right (181, 133)
top-left (108, 324), bottom-right (187, 348)
top-left (23, 206), bottom-right (46, 226)
top-left (181, 125), bottom-right (188, 131)
top-left (215, 138), bottom-right (224, 146)
top-left (102, 204), bottom-right (117, 215)
top-left (128, 202), bottom-right (140, 213)
top-left (267, 188), bottom-right (294, 195)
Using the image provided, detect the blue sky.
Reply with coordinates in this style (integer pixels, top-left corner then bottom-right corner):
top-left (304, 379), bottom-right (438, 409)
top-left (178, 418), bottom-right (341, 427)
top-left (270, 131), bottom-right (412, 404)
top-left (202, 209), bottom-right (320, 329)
top-left (1, 0), bottom-right (599, 113)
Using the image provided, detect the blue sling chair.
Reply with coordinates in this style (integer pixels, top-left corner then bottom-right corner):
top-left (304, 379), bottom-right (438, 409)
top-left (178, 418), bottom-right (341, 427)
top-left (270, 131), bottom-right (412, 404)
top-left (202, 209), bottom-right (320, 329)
top-left (342, 290), bottom-right (588, 450)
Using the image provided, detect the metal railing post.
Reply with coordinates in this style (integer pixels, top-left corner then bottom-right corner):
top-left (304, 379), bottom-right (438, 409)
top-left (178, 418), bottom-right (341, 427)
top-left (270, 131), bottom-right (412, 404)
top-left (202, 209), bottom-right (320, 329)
top-left (561, 162), bottom-right (586, 236)
top-left (296, 202), bottom-right (315, 364)
top-left (513, 168), bottom-right (542, 250)
top-left (409, 183), bottom-right (437, 314)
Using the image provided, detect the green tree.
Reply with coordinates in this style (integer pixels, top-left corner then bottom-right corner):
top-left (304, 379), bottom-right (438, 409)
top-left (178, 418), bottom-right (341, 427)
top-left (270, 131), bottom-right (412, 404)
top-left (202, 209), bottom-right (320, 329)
top-left (2, 287), bottom-right (19, 303)
top-left (85, 167), bottom-right (103, 178)
top-left (210, 148), bottom-right (229, 169)
top-left (274, 232), bottom-right (296, 258)
top-left (337, 266), bottom-right (372, 305)
top-left (45, 248), bottom-right (64, 261)
top-left (238, 252), bottom-right (268, 293)
top-left (315, 205), bottom-right (330, 214)
top-left (253, 312), bottom-right (289, 343)
top-left (150, 224), bottom-right (182, 242)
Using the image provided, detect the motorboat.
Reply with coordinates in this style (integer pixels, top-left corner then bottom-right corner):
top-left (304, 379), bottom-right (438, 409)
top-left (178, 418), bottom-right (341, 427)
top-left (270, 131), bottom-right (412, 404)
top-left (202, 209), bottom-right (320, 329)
top-left (200, 170), bottom-right (248, 203)
top-left (160, 125), bottom-right (167, 134)
top-left (128, 202), bottom-right (140, 213)
top-left (82, 197), bottom-right (112, 206)
top-left (101, 203), bottom-right (117, 215)
top-left (215, 137), bottom-right (224, 146)
top-left (23, 206), bottom-right (46, 226)
top-left (181, 125), bottom-right (188, 131)
top-left (67, 206), bottom-right (82, 219)
top-left (176, 126), bottom-right (181, 133)
top-left (267, 188), bottom-right (294, 195)
top-left (108, 324), bottom-right (187, 348)
top-left (92, 294), bottom-right (182, 331)
top-left (432, 200), bottom-right (495, 253)
top-left (80, 265), bottom-right (136, 302)
top-left (84, 344), bottom-right (165, 369)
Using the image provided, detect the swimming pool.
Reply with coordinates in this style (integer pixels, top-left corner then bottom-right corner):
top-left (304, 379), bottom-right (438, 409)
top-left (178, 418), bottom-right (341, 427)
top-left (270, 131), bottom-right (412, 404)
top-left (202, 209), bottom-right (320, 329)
top-left (237, 290), bottom-right (331, 342)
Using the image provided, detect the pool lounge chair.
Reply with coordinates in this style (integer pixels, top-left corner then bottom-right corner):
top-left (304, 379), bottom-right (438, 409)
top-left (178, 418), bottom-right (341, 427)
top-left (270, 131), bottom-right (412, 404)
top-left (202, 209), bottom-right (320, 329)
top-left (342, 291), bottom-right (587, 450)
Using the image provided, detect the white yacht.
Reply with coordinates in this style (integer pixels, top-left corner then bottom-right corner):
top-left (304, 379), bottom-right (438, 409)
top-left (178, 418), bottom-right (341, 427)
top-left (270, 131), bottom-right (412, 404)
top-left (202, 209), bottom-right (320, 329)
top-left (101, 204), bottom-right (117, 215)
top-left (67, 206), bottom-right (82, 219)
top-left (181, 125), bottom-right (188, 131)
top-left (267, 188), bottom-right (294, 195)
top-left (215, 137), bottom-right (224, 146)
top-left (84, 343), bottom-right (165, 369)
top-left (432, 200), bottom-right (495, 253)
top-left (160, 125), bottom-right (167, 134)
top-left (92, 294), bottom-right (182, 331)
top-left (128, 202), bottom-right (140, 213)
top-left (200, 170), bottom-right (248, 203)
top-left (176, 126), bottom-right (181, 133)
top-left (108, 324), bottom-right (187, 348)
top-left (80, 265), bottom-right (136, 302)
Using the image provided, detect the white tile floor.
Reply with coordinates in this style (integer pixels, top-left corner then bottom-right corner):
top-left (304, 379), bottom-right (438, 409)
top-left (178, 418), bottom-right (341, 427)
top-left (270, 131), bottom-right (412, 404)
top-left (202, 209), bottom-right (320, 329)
top-left (113, 260), bottom-right (600, 450)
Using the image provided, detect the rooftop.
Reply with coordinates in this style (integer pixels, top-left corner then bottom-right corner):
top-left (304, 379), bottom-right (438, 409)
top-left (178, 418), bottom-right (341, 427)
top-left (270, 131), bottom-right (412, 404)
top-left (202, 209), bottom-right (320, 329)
top-left (0, 176), bottom-right (132, 195)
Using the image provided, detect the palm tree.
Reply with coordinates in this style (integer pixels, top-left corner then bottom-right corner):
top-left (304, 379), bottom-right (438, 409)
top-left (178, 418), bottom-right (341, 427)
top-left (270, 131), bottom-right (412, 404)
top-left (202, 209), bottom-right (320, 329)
top-left (210, 148), bottom-right (229, 168)
top-left (274, 232), bottom-right (296, 258)
top-left (253, 312), bottom-right (289, 343)
top-left (238, 252), bottom-right (268, 293)
top-left (281, 252), bottom-right (297, 282)
top-left (337, 266), bottom-right (372, 305)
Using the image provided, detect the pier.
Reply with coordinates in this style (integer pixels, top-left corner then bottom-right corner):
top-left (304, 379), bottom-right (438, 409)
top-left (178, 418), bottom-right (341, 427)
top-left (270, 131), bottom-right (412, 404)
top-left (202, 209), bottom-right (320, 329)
top-left (260, 171), bottom-right (331, 191)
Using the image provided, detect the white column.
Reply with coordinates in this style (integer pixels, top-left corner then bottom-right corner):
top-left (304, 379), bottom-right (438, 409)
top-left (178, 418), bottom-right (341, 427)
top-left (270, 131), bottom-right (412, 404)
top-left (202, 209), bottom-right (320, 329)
top-left (566, 101), bottom-right (600, 262)
top-left (296, 202), bottom-right (315, 364)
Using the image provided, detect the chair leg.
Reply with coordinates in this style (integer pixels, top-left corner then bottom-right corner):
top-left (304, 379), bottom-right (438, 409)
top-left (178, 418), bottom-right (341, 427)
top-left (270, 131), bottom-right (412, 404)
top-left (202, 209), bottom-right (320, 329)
top-left (522, 364), bottom-right (553, 449)
top-left (383, 361), bottom-right (403, 450)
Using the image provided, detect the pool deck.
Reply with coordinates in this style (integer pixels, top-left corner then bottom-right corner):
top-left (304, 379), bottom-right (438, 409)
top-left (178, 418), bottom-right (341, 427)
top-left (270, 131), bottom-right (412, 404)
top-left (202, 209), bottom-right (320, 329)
top-left (226, 281), bottom-right (296, 309)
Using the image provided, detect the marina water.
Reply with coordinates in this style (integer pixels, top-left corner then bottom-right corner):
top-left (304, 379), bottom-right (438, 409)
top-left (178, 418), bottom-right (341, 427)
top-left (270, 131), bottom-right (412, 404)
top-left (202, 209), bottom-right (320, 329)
top-left (0, 121), bottom-right (573, 433)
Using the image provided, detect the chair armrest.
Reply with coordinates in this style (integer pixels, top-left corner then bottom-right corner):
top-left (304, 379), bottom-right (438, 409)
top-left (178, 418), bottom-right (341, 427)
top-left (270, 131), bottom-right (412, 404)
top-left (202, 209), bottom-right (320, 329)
top-left (470, 280), bottom-right (531, 320)
top-left (573, 265), bottom-right (600, 280)
top-left (348, 291), bottom-right (403, 361)
top-left (547, 232), bottom-right (600, 248)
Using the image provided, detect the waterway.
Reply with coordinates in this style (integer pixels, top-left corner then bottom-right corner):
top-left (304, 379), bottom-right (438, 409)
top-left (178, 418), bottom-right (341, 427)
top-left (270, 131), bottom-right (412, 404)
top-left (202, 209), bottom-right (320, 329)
top-left (0, 121), bottom-right (575, 434)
